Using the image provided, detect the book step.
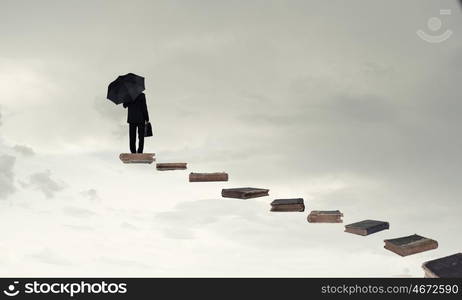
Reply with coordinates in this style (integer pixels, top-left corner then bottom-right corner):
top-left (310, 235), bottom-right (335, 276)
top-left (344, 220), bottom-right (389, 236)
top-left (119, 153), bottom-right (155, 164)
top-left (422, 253), bottom-right (462, 278)
top-left (117, 151), bottom-right (442, 275)
top-left (270, 198), bottom-right (305, 212)
top-left (156, 163), bottom-right (187, 171)
top-left (384, 234), bottom-right (438, 257)
top-left (307, 210), bottom-right (343, 223)
top-left (222, 187), bottom-right (269, 199)
top-left (189, 172), bottom-right (228, 182)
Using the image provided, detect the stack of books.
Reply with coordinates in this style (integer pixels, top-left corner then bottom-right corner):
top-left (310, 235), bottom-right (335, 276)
top-left (344, 220), bottom-right (389, 236)
top-left (307, 210), bottom-right (343, 223)
top-left (119, 153), bottom-right (155, 164)
top-left (222, 188), bottom-right (269, 199)
top-left (384, 234), bottom-right (438, 257)
top-left (156, 163), bottom-right (187, 171)
top-left (270, 198), bottom-right (305, 212)
top-left (422, 253), bottom-right (462, 278)
top-left (189, 172), bottom-right (228, 182)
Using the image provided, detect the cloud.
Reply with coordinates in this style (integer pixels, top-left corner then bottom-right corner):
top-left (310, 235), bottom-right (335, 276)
top-left (237, 93), bottom-right (396, 127)
top-left (93, 96), bottom-right (124, 123)
top-left (62, 206), bottom-right (97, 218)
top-left (62, 224), bottom-right (95, 231)
top-left (98, 257), bottom-right (152, 271)
top-left (120, 222), bottom-right (138, 230)
top-left (20, 170), bottom-right (66, 198)
top-left (13, 144), bottom-right (35, 156)
top-left (80, 188), bottom-right (99, 201)
top-left (93, 96), bottom-right (127, 139)
top-left (0, 107), bottom-right (2, 127)
top-left (154, 198), bottom-right (367, 252)
top-left (155, 199), bottom-right (263, 240)
top-left (0, 0), bottom-right (460, 277)
top-left (0, 154), bottom-right (16, 199)
top-left (28, 248), bottom-right (72, 266)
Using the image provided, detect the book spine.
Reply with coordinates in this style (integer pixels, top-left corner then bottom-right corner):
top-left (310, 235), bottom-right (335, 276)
top-left (190, 173), bottom-right (229, 182)
top-left (222, 191), bottom-right (245, 199)
top-left (402, 240), bottom-right (438, 256)
top-left (271, 204), bottom-right (305, 212)
top-left (308, 216), bottom-right (343, 223)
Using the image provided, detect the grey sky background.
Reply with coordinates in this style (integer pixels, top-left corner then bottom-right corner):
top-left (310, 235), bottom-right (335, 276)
top-left (0, 0), bottom-right (461, 277)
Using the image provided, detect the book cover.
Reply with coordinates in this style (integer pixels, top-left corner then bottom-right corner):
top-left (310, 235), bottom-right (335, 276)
top-left (344, 220), bottom-right (389, 236)
top-left (422, 253), bottom-right (462, 278)
top-left (384, 234), bottom-right (438, 257)
top-left (270, 199), bottom-right (305, 212)
top-left (222, 187), bottom-right (269, 199)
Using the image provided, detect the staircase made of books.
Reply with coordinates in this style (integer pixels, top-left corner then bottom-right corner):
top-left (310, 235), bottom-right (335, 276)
top-left (120, 153), bottom-right (461, 278)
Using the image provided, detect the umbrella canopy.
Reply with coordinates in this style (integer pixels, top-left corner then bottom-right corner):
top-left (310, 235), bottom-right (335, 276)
top-left (107, 73), bottom-right (145, 105)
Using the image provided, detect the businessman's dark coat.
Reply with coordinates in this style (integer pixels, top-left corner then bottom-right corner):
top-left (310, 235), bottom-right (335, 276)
top-left (123, 93), bottom-right (149, 124)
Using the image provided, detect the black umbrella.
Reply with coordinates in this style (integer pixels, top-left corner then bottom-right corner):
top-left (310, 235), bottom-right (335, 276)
top-left (107, 73), bottom-right (145, 105)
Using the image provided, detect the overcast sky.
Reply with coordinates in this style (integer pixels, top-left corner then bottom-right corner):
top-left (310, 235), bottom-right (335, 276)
top-left (0, 0), bottom-right (461, 277)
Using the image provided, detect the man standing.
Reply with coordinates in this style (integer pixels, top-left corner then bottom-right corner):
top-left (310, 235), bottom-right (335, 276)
top-left (123, 92), bottom-right (149, 153)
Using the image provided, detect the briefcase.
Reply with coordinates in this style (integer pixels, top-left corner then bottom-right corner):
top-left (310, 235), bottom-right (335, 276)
top-left (144, 122), bottom-right (153, 137)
